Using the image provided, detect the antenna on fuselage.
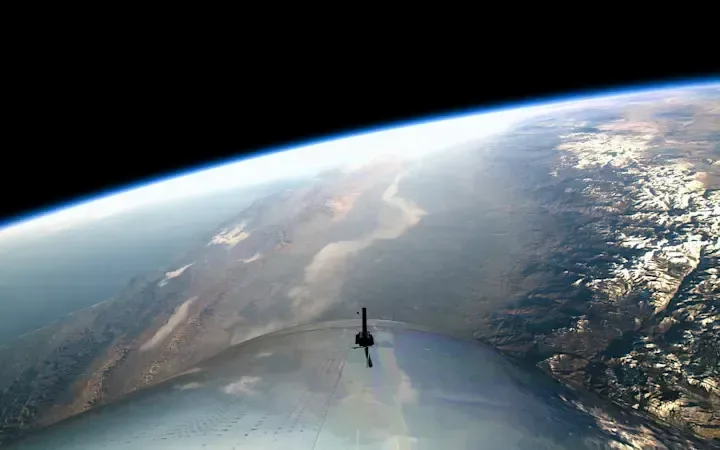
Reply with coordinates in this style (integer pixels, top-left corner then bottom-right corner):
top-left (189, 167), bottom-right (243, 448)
top-left (354, 307), bottom-right (374, 368)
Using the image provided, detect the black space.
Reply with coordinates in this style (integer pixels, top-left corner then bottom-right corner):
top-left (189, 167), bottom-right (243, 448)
top-left (4, 58), bottom-right (717, 225)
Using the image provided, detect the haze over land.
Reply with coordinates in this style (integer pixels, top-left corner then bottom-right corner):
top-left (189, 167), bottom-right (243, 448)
top-left (0, 187), bottom-right (273, 343)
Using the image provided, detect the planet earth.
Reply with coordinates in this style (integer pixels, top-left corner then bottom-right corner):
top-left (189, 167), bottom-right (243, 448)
top-left (0, 82), bottom-right (718, 445)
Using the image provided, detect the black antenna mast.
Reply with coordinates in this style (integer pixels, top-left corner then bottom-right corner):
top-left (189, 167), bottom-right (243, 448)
top-left (354, 307), bottom-right (374, 368)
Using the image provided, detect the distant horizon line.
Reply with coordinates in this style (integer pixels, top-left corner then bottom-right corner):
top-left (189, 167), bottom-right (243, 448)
top-left (2, 76), bottom-right (718, 235)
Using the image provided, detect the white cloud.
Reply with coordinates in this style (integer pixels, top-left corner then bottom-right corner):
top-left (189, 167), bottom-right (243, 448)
top-left (174, 382), bottom-right (203, 390)
top-left (222, 376), bottom-right (262, 396)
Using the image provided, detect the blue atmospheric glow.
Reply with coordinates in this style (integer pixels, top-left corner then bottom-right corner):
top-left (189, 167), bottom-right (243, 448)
top-left (2, 76), bottom-right (719, 232)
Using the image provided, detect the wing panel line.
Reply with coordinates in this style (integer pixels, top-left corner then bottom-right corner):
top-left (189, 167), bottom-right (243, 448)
top-left (311, 347), bottom-right (350, 449)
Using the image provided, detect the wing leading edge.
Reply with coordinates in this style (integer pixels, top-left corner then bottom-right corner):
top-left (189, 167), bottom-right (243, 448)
top-left (9, 320), bottom-right (709, 449)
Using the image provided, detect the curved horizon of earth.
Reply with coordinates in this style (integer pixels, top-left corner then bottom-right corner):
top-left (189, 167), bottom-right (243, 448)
top-left (0, 80), bottom-right (718, 446)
